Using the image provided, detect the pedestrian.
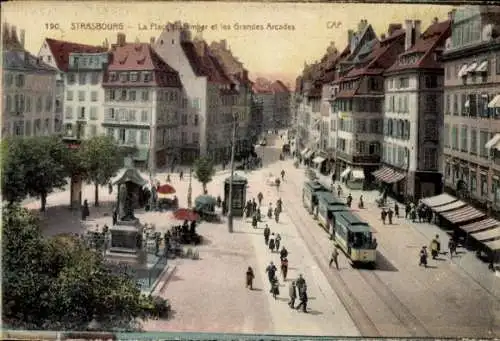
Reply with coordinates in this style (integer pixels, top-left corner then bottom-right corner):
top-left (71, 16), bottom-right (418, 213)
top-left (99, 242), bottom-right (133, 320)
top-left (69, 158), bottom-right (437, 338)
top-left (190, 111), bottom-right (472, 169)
top-left (267, 204), bottom-right (273, 219)
top-left (258, 192), bottom-right (264, 206)
top-left (329, 247), bottom-right (339, 270)
top-left (271, 276), bottom-right (280, 299)
top-left (275, 233), bottom-right (282, 252)
top-left (112, 209), bottom-right (117, 225)
top-left (448, 238), bottom-right (457, 258)
top-left (419, 246), bottom-right (428, 267)
top-left (166, 174), bottom-right (171, 183)
top-left (252, 214), bottom-right (258, 229)
top-left (430, 235), bottom-right (440, 259)
top-left (288, 280), bottom-right (297, 308)
top-left (217, 195), bottom-right (222, 208)
top-left (280, 246), bottom-right (288, 260)
top-left (296, 274), bottom-right (306, 294)
top-left (281, 257), bottom-right (289, 280)
top-left (274, 207), bottom-right (280, 223)
top-left (405, 203), bottom-right (411, 219)
top-left (337, 185), bottom-right (342, 197)
top-left (346, 194), bottom-right (352, 208)
top-left (179, 170), bottom-right (184, 180)
top-left (275, 178), bottom-right (281, 190)
top-left (266, 261), bottom-right (277, 286)
top-left (276, 198), bottom-right (282, 213)
top-left (281, 169), bottom-right (285, 180)
top-left (381, 209), bottom-right (387, 224)
top-left (108, 182), bottom-right (113, 194)
top-left (296, 289), bottom-right (308, 313)
top-left (264, 225), bottom-right (271, 244)
top-left (246, 266), bottom-right (255, 290)
top-left (82, 199), bottom-right (90, 221)
top-left (269, 234), bottom-right (276, 252)
top-left (387, 208), bottom-right (394, 224)
top-left (394, 203), bottom-right (399, 218)
top-left (358, 195), bottom-right (364, 209)
top-left (252, 199), bottom-right (257, 212)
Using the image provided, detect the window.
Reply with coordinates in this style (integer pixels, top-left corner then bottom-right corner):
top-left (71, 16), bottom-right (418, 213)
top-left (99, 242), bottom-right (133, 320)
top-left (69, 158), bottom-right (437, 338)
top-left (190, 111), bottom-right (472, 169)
top-left (26, 96), bottom-right (31, 112)
top-left (425, 94), bottom-right (437, 112)
top-left (65, 106), bottom-right (73, 119)
top-left (355, 141), bottom-right (366, 154)
top-left (5, 73), bottom-right (13, 86)
top-left (45, 96), bottom-right (52, 111)
top-left (107, 108), bottom-right (116, 120)
top-left (44, 118), bottom-right (51, 134)
top-left (451, 125), bottom-right (458, 150)
top-left (119, 129), bottom-right (126, 143)
top-left (143, 72), bottom-right (152, 82)
top-left (130, 72), bottom-right (138, 82)
top-left (106, 128), bottom-right (114, 138)
top-left (140, 130), bottom-right (149, 144)
top-left (15, 74), bottom-right (25, 87)
top-left (141, 110), bottom-right (149, 122)
top-left (127, 130), bottom-right (136, 144)
top-left (481, 173), bottom-right (488, 197)
top-left (445, 94), bottom-right (450, 114)
top-left (193, 98), bottom-right (200, 109)
top-left (194, 114), bottom-right (199, 126)
top-left (182, 114), bottom-right (188, 125)
top-left (79, 107), bottom-right (86, 119)
top-left (192, 132), bottom-right (199, 144)
top-left (90, 107), bottom-right (98, 120)
top-left (78, 91), bottom-right (85, 101)
top-left (444, 124), bottom-right (450, 147)
top-left (106, 89), bottom-right (115, 101)
top-left (128, 90), bottom-right (136, 101)
top-left (141, 90), bottom-right (149, 101)
top-left (36, 97), bottom-right (43, 112)
top-left (120, 73), bottom-right (128, 82)
top-left (470, 128), bottom-right (478, 155)
top-left (90, 124), bottom-right (97, 137)
top-left (425, 75), bottom-right (438, 88)
top-left (469, 94), bottom-right (477, 117)
top-left (78, 73), bottom-right (86, 85)
top-left (67, 73), bottom-right (76, 84)
top-left (90, 72), bottom-right (100, 84)
top-left (356, 119), bottom-right (366, 133)
top-left (109, 72), bottom-right (117, 81)
top-left (479, 130), bottom-right (489, 158)
top-left (460, 125), bottom-right (468, 152)
top-left (478, 94), bottom-right (489, 118)
top-left (91, 91), bottom-right (98, 102)
top-left (452, 94), bottom-right (458, 115)
top-left (120, 90), bottom-right (127, 100)
top-left (129, 110), bottom-right (136, 121)
top-left (66, 91), bottom-right (74, 101)
top-left (181, 132), bottom-right (187, 144)
top-left (398, 77), bottom-right (409, 88)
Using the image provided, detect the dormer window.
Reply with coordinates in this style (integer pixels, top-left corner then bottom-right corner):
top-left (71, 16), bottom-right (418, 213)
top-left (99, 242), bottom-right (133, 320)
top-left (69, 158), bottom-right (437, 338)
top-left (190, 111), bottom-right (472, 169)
top-left (109, 72), bottom-right (117, 81)
top-left (120, 73), bottom-right (128, 82)
top-left (130, 72), bottom-right (138, 82)
top-left (143, 72), bottom-right (152, 82)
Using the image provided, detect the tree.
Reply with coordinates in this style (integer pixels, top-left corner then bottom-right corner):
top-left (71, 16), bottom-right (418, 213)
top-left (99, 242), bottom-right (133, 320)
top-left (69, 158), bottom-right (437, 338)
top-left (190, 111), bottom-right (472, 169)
top-left (193, 156), bottom-right (216, 193)
top-left (2, 136), bottom-right (70, 211)
top-left (79, 136), bottom-right (123, 206)
top-left (2, 205), bottom-right (155, 330)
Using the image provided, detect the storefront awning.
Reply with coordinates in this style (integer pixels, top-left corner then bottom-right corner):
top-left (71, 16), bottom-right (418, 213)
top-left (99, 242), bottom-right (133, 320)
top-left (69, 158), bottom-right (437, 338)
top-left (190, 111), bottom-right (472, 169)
top-left (351, 169), bottom-right (365, 180)
top-left (457, 64), bottom-right (468, 77)
top-left (304, 150), bottom-right (315, 159)
top-left (484, 239), bottom-right (500, 251)
top-left (466, 61), bottom-right (478, 73)
top-left (485, 133), bottom-right (500, 150)
top-left (441, 205), bottom-right (485, 224)
top-left (461, 218), bottom-right (500, 233)
top-left (420, 193), bottom-right (457, 208)
top-left (432, 200), bottom-right (466, 213)
top-left (471, 227), bottom-right (500, 241)
top-left (372, 166), bottom-right (405, 184)
top-left (301, 148), bottom-right (310, 157)
top-left (340, 167), bottom-right (352, 179)
top-left (488, 94), bottom-right (500, 109)
top-left (476, 60), bottom-right (488, 73)
top-left (313, 156), bottom-right (326, 164)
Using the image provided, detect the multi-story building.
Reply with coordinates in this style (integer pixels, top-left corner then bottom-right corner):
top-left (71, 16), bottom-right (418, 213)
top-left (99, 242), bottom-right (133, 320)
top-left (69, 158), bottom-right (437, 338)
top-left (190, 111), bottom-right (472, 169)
top-left (379, 18), bottom-right (451, 201)
top-left (271, 80), bottom-right (291, 129)
top-left (37, 38), bottom-right (107, 136)
top-left (62, 52), bottom-right (110, 140)
top-left (102, 33), bottom-right (183, 170)
top-left (442, 6), bottom-right (500, 211)
top-left (331, 23), bottom-right (406, 186)
top-left (2, 23), bottom-right (58, 137)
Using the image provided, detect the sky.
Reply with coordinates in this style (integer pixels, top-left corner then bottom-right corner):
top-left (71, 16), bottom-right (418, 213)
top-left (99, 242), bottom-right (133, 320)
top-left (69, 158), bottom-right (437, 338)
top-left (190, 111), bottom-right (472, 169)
top-left (2, 1), bottom-right (453, 86)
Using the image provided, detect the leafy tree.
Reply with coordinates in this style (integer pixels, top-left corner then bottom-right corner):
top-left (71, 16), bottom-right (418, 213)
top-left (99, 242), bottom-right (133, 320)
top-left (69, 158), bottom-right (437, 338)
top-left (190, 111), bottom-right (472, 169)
top-left (2, 205), bottom-right (158, 330)
top-left (2, 136), bottom-right (70, 211)
top-left (193, 156), bottom-right (216, 193)
top-left (79, 136), bottom-right (123, 206)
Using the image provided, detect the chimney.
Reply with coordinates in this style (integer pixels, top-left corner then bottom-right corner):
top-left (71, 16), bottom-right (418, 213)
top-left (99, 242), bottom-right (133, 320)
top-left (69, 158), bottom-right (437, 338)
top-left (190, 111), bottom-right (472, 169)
top-left (221, 39), bottom-right (227, 50)
top-left (413, 20), bottom-right (421, 42)
top-left (10, 25), bottom-right (18, 43)
top-left (150, 37), bottom-right (155, 44)
top-left (358, 19), bottom-right (367, 33)
top-left (116, 33), bottom-right (126, 46)
top-left (388, 23), bottom-right (402, 36)
top-left (347, 29), bottom-right (354, 46)
top-left (2, 23), bottom-right (9, 44)
top-left (20, 29), bottom-right (25, 48)
top-left (404, 19), bottom-right (413, 51)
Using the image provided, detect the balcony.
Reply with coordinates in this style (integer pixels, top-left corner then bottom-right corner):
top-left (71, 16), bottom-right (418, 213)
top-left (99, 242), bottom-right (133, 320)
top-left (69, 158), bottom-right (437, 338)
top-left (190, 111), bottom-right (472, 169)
top-left (76, 114), bottom-right (86, 122)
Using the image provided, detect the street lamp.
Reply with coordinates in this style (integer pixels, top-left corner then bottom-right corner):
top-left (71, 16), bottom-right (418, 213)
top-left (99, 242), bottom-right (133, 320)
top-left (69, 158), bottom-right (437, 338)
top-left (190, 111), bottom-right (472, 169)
top-left (227, 114), bottom-right (237, 233)
top-left (187, 167), bottom-right (192, 208)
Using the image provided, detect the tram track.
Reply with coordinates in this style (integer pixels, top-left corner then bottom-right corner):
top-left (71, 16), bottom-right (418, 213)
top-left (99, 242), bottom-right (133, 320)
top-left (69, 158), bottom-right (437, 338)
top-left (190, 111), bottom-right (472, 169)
top-left (281, 175), bottom-right (433, 337)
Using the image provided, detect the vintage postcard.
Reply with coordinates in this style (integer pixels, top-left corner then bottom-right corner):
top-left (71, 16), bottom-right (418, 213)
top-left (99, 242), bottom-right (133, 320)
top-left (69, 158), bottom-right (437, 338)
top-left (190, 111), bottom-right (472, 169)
top-left (2, 1), bottom-right (500, 340)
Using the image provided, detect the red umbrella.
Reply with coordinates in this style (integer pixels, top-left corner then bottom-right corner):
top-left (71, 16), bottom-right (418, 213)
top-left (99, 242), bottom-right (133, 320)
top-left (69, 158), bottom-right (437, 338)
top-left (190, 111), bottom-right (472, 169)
top-left (157, 184), bottom-right (176, 194)
top-left (172, 208), bottom-right (199, 222)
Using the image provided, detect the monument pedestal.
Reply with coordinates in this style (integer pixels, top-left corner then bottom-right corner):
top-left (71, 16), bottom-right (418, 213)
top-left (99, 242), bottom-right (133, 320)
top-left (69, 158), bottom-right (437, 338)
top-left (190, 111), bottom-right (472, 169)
top-left (106, 219), bottom-right (142, 261)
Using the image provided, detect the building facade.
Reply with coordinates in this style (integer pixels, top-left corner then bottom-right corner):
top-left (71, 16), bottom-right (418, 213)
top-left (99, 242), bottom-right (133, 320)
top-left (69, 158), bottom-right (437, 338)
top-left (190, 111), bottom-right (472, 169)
top-left (63, 52), bottom-right (110, 140)
top-left (379, 18), bottom-right (451, 201)
top-left (2, 24), bottom-right (58, 137)
top-left (102, 33), bottom-right (183, 170)
top-left (442, 6), bottom-right (500, 211)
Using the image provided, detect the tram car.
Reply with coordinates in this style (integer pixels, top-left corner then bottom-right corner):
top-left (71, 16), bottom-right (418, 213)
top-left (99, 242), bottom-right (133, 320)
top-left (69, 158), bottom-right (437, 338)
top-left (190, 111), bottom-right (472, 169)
top-left (302, 181), bottom-right (328, 215)
top-left (332, 211), bottom-right (377, 266)
top-left (316, 192), bottom-right (347, 235)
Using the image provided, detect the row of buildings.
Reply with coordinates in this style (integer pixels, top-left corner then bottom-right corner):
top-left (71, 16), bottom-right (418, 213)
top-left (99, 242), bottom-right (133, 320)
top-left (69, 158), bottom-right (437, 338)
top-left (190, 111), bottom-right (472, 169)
top-left (295, 6), bottom-right (500, 213)
top-left (2, 22), bottom-right (291, 170)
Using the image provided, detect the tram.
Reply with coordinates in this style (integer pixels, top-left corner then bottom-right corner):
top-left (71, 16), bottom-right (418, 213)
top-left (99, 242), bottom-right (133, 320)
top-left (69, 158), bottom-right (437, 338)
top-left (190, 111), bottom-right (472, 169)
top-left (316, 191), bottom-right (347, 235)
top-left (302, 181), bottom-right (328, 215)
top-left (332, 211), bottom-right (377, 266)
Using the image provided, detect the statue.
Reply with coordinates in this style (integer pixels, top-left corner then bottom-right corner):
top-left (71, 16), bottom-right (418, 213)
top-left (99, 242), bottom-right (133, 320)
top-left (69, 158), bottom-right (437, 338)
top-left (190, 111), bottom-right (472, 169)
top-left (117, 183), bottom-right (135, 221)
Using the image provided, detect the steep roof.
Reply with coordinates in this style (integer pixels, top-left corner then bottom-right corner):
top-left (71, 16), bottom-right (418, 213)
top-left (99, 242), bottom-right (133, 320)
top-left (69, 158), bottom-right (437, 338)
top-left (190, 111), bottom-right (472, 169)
top-left (271, 80), bottom-right (289, 93)
top-left (44, 38), bottom-right (107, 72)
top-left (3, 50), bottom-right (56, 72)
top-left (386, 20), bottom-right (451, 73)
top-left (192, 40), bottom-right (232, 84)
top-left (181, 41), bottom-right (206, 77)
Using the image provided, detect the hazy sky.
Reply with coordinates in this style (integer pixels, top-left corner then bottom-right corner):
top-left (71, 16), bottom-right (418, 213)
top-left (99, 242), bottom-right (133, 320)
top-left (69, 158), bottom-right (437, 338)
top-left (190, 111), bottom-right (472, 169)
top-left (2, 1), bottom-right (452, 86)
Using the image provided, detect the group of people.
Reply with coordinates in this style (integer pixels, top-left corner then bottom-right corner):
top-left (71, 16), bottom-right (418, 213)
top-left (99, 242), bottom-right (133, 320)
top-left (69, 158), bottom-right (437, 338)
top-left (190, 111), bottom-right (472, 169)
top-left (247, 195), bottom-right (283, 227)
top-left (419, 234), bottom-right (458, 267)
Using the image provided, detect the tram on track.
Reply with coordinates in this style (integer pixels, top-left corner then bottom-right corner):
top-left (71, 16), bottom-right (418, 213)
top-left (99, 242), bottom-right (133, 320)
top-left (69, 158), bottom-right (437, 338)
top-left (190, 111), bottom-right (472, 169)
top-left (332, 211), bottom-right (377, 266)
top-left (302, 181), bottom-right (329, 215)
top-left (316, 191), bottom-right (347, 235)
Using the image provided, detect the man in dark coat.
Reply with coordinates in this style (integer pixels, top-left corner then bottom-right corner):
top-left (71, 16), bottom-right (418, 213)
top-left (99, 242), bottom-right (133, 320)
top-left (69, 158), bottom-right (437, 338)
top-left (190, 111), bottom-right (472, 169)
top-left (288, 280), bottom-right (297, 308)
top-left (296, 289), bottom-right (308, 313)
top-left (265, 261), bottom-right (277, 287)
top-left (264, 225), bottom-right (271, 244)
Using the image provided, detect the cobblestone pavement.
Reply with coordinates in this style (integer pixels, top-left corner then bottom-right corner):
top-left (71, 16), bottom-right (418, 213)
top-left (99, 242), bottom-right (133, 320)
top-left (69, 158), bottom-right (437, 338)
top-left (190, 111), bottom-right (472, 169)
top-left (274, 153), bottom-right (500, 337)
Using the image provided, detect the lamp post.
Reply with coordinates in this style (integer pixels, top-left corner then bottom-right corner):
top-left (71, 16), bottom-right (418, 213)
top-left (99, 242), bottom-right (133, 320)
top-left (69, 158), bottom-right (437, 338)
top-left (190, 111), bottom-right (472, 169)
top-left (187, 167), bottom-right (192, 208)
top-left (227, 114), bottom-right (237, 233)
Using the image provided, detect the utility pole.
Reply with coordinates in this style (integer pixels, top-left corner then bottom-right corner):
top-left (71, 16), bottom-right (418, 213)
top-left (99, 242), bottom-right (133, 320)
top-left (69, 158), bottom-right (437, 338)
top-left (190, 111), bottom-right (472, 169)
top-left (227, 114), bottom-right (237, 233)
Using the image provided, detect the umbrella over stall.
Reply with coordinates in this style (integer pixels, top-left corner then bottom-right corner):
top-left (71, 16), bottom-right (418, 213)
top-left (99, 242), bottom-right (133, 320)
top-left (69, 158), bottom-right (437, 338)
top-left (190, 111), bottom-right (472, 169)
top-left (194, 195), bottom-right (217, 207)
top-left (157, 184), bottom-right (176, 194)
top-left (172, 208), bottom-right (199, 222)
